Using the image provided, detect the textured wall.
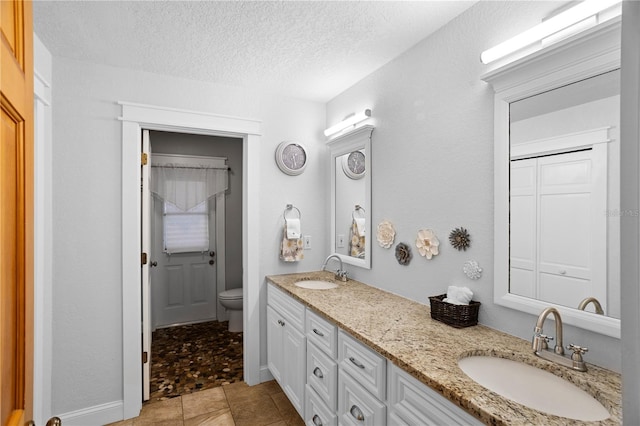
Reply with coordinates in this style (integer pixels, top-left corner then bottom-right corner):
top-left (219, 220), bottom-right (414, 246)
top-left (326, 1), bottom-right (622, 371)
top-left (50, 57), bottom-right (326, 414)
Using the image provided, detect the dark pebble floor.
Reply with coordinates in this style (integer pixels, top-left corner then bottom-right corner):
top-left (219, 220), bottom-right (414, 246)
top-left (149, 320), bottom-right (243, 401)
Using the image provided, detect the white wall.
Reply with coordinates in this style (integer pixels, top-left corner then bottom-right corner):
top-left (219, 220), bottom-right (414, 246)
top-left (326, 1), bottom-right (621, 371)
top-left (50, 57), bottom-right (326, 415)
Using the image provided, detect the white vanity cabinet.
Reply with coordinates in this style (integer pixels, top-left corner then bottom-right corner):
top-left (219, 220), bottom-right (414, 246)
top-left (269, 284), bottom-right (483, 425)
top-left (387, 364), bottom-right (483, 426)
top-left (267, 284), bottom-right (306, 417)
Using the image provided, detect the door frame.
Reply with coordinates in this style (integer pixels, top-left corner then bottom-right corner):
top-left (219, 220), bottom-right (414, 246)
top-left (119, 102), bottom-right (261, 418)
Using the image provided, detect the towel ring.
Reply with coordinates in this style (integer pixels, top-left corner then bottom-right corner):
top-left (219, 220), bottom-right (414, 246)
top-left (352, 205), bottom-right (366, 220)
top-left (283, 204), bottom-right (302, 221)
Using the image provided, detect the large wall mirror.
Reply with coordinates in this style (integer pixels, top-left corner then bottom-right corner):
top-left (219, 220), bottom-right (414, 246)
top-left (327, 125), bottom-right (373, 269)
top-left (486, 19), bottom-right (621, 337)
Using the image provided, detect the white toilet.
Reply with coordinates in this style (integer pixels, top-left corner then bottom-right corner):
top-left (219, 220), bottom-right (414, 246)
top-left (219, 288), bottom-right (243, 332)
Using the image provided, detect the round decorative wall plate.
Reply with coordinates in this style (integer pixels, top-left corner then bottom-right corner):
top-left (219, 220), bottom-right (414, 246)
top-left (463, 260), bottom-right (483, 280)
top-left (342, 150), bottom-right (365, 179)
top-left (275, 141), bottom-right (308, 176)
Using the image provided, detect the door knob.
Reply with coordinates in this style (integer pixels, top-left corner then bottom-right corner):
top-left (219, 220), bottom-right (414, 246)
top-left (46, 417), bottom-right (62, 426)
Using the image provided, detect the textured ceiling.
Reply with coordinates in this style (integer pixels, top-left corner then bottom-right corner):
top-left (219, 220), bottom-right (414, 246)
top-left (33, 1), bottom-right (477, 102)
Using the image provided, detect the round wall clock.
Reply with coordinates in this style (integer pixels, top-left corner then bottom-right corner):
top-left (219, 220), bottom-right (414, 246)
top-left (342, 150), bottom-right (365, 179)
top-left (275, 141), bottom-right (308, 176)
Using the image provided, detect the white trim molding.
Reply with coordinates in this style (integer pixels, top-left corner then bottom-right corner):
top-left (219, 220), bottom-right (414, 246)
top-left (119, 102), bottom-right (262, 420)
top-left (33, 33), bottom-right (54, 426)
top-left (57, 400), bottom-right (123, 426)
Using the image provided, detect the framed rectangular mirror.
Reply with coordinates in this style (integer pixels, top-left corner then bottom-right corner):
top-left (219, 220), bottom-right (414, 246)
top-left (327, 125), bottom-right (373, 269)
top-left (484, 18), bottom-right (621, 337)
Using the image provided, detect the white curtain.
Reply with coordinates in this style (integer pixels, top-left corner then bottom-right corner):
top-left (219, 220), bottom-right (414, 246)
top-left (150, 164), bottom-right (228, 211)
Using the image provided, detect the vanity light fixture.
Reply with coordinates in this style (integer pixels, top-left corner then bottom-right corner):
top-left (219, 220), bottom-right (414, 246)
top-left (480, 0), bottom-right (622, 65)
top-left (324, 109), bottom-right (371, 137)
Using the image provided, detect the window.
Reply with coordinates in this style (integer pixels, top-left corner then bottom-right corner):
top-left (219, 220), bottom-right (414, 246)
top-left (163, 200), bottom-right (209, 253)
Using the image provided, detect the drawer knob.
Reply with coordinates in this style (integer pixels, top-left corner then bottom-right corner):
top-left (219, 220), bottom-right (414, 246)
top-left (349, 356), bottom-right (366, 369)
top-left (350, 405), bottom-right (365, 421)
top-left (312, 414), bottom-right (323, 426)
top-left (313, 328), bottom-right (325, 337)
top-left (313, 367), bottom-right (324, 379)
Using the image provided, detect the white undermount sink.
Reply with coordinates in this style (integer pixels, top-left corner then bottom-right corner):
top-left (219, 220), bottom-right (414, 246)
top-left (294, 280), bottom-right (339, 290)
top-left (458, 356), bottom-right (609, 421)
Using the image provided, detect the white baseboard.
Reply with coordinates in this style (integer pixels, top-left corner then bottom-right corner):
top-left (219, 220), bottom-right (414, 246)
top-left (58, 400), bottom-right (125, 426)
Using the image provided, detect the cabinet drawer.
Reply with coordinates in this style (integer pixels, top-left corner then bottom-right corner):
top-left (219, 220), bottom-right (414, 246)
top-left (305, 384), bottom-right (337, 426)
top-left (338, 369), bottom-right (386, 426)
top-left (388, 364), bottom-right (482, 426)
top-left (338, 330), bottom-right (386, 401)
top-left (268, 283), bottom-right (305, 332)
top-left (307, 341), bottom-right (338, 411)
top-left (306, 309), bottom-right (338, 358)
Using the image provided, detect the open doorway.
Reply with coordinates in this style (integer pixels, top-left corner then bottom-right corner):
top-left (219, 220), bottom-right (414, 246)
top-left (144, 130), bottom-right (244, 401)
top-left (121, 102), bottom-right (262, 419)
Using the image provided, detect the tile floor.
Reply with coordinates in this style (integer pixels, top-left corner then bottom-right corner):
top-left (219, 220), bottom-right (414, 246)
top-left (107, 380), bottom-right (304, 426)
top-left (150, 321), bottom-right (243, 401)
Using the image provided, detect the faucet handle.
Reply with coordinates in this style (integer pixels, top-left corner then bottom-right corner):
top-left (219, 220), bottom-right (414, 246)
top-left (538, 334), bottom-right (553, 349)
top-left (567, 344), bottom-right (588, 358)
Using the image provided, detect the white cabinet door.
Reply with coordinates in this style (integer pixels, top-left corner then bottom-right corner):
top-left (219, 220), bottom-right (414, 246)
top-left (267, 284), bottom-right (307, 418)
top-left (387, 364), bottom-right (482, 426)
top-left (267, 305), bottom-right (284, 384)
top-left (283, 324), bottom-right (307, 417)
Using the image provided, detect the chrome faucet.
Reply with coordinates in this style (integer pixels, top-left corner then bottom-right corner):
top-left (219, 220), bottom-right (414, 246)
top-left (577, 297), bottom-right (604, 315)
top-left (532, 307), bottom-right (588, 372)
top-left (321, 254), bottom-right (348, 282)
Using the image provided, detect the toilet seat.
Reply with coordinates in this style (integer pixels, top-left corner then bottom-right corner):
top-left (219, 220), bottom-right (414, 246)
top-left (219, 288), bottom-right (242, 300)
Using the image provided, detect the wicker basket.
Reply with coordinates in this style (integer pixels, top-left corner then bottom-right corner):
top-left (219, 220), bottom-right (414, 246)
top-left (429, 294), bottom-right (480, 328)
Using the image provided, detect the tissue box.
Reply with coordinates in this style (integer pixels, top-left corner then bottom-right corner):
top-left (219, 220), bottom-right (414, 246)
top-left (429, 294), bottom-right (480, 328)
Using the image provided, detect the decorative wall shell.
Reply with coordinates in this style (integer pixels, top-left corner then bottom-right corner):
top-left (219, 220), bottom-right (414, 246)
top-left (377, 220), bottom-right (396, 248)
top-left (416, 229), bottom-right (440, 259)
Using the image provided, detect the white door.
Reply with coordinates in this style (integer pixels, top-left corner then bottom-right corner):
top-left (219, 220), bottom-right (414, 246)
top-left (141, 130), bottom-right (151, 400)
top-left (151, 197), bottom-right (218, 328)
top-left (537, 149), bottom-right (606, 309)
top-left (510, 158), bottom-right (537, 298)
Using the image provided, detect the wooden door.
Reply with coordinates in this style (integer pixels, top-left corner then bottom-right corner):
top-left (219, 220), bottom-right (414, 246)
top-left (1, 1), bottom-right (34, 425)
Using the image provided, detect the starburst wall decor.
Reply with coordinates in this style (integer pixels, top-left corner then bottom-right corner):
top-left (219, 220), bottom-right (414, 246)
top-left (449, 227), bottom-right (471, 251)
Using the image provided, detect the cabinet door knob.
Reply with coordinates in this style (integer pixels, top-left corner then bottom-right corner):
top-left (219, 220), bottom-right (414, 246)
top-left (350, 405), bottom-right (365, 421)
top-left (312, 328), bottom-right (324, 337)
top-left (312, 414), bottom-right (323, 426)
top-left (313, 367), bottom-right (324, 379)
top-left (349, 356), bottom-right (366, 369)
top-left (278, 319), bottom-right (285, 327)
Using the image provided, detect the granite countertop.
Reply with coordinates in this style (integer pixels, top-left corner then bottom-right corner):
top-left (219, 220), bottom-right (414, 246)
top-left (266, 271), bottom-right (622, 426)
